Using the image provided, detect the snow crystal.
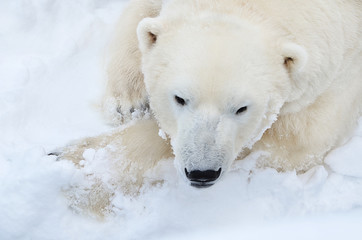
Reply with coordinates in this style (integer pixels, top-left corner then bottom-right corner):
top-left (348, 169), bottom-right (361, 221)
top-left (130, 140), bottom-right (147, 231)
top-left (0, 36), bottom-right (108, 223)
top-left (158, 128), bottom-right (168, 140)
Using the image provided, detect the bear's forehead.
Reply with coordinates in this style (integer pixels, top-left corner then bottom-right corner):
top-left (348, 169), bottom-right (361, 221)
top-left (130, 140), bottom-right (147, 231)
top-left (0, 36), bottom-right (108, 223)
top-left (160, 24), bottom-right (272, 64)
top-left (161, 33), bottom-right (274, 84)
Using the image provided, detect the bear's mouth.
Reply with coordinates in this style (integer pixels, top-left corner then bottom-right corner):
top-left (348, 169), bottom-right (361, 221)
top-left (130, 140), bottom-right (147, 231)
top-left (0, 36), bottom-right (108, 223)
top-left (185, 168), bottom-right (222, 188)
top-left (190, 181), bottom-right (216, 188)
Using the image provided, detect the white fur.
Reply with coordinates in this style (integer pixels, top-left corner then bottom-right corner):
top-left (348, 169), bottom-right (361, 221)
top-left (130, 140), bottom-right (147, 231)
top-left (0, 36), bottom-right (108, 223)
top-left (64, 0), bottom-right (362, 204)
top-left (134, 0), bottom-right (362, 174)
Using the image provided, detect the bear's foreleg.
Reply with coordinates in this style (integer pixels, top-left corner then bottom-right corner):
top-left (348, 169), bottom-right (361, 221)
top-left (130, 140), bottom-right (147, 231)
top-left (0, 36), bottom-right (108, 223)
top-left (102, 0), bottom-right (162, 125)
top-left (54, 119), bottom-right (173, 192)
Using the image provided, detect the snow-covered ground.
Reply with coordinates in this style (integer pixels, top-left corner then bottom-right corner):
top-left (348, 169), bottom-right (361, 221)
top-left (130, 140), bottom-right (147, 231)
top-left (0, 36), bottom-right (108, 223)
top-left (1, 1), bottom-right (362, 239)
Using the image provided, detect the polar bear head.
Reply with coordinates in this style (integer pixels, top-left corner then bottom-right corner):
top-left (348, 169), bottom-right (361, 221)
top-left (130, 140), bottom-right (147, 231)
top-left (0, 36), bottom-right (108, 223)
top-left (137, 15), bottom-right (307, 187)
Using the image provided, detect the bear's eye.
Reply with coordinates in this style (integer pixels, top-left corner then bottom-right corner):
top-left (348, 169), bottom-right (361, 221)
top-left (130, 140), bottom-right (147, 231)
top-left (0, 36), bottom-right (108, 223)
top-left (236, 106), bottom-right (247, 115)
top-left (174, 95), bottom-right (186, 106)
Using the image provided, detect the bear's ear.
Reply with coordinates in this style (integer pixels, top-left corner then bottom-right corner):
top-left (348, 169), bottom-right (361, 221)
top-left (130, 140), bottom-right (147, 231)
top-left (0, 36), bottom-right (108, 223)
top-left (137, 17), bottom-right (163, 53)
top-left (281, 43), bottom-right (308, 73)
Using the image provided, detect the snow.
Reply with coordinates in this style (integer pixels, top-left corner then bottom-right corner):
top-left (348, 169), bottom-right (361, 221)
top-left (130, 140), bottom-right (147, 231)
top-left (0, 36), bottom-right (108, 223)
top-left (1, 1), bottom-right (362, 239)
top-left (158, 129), bottom-right (168, 140)
top-left (325, 120), bottom-right (362, 178)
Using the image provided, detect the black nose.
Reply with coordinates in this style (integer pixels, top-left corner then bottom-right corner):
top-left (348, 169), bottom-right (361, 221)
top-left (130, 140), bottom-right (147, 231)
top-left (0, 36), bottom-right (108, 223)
top-left (185, 168), bottom-right (222, 188)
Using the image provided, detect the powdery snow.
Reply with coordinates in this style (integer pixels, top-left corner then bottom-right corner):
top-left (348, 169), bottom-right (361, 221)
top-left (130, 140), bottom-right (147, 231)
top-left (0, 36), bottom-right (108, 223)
top-left (325, 119), bottom-right (362, 178)
top-left (1, 1), bottom-right (362, 239)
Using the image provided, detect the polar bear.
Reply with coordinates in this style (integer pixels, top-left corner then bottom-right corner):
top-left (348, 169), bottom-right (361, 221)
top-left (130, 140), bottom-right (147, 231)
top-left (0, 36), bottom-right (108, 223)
top-left (60, 0), bottom-right (362, 193)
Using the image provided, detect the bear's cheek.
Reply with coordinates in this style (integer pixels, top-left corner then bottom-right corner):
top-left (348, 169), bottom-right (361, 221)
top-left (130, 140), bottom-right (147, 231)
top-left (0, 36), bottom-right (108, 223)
top-left (151, 101), bottom-right (179, 137)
